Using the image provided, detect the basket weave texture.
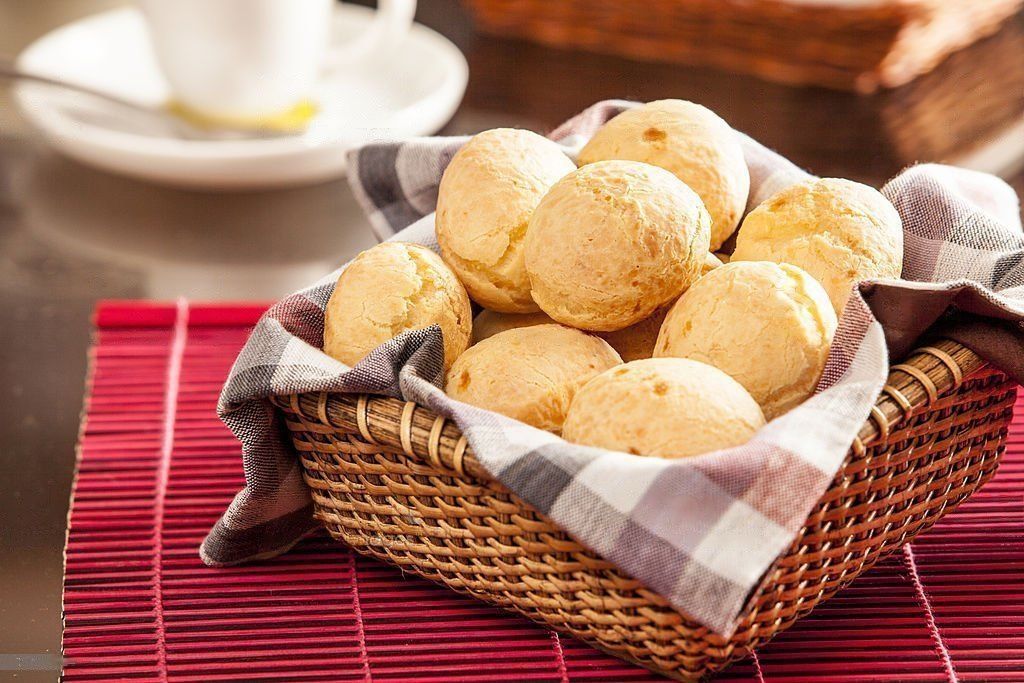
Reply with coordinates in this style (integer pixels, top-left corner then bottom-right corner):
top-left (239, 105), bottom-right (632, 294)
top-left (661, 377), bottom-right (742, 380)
top-left (273, 338), bottom-right (1016, 680)
top-left (462, 0), bottom-right (1024, 92)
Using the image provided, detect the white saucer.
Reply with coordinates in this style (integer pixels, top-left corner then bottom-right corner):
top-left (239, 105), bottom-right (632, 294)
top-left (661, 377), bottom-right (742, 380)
top-left (15, 5), bottom-right (468, 190)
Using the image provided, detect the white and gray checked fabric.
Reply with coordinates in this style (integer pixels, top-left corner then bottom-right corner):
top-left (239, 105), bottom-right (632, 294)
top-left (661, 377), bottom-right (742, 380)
top-left (201, 101), bottom-right (1024, 636)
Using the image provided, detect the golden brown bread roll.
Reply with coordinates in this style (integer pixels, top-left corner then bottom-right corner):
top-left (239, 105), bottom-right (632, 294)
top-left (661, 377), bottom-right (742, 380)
top-left (524, 160), bottom-right (710, 332)
top-left (562, 357), bottom-right (765, 459)
top-left (579, 99), bottom-right (750, 250)
top-left (597, 307), bottom-right (670, 362)
top-left (731, 177), bottom-right (903, 313)
top-left (324, 242), bottom-right (472, 370)
top-left (654, 261), bottom-right (837, 419)
top-left (446, 324), bottom-right (622, 433)
top-left (436, 128), bottom-right (575, 313)
top-left (472, 308), bottom-right (668, 362)
top-left (471, 309), bottom-right (556, 345)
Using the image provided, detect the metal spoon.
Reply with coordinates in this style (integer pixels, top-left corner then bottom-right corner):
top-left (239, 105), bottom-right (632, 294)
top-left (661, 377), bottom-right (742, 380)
top-left (0, 61), bottom-right (296, 141)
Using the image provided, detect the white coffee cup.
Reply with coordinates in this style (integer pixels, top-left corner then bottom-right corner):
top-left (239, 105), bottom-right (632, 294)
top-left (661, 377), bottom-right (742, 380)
top-left (138, 0), bottom-right (417, 120)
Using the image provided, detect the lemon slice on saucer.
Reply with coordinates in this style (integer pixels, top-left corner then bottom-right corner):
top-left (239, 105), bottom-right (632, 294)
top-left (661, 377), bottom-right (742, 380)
top-left (166, 99), bottom-right (319, 134)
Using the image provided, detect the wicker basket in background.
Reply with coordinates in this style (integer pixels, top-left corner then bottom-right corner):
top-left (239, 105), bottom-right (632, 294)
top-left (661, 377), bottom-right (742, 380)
top-left (272, 337), bottom-right (1016, 680)
top-left (461, 0), bottom-right (1024, 93)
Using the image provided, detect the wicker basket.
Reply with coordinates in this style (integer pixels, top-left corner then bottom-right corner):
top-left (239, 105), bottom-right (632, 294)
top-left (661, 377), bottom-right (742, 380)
top-left (462, 0), bottom-right (1024, 93)
top-left (272, 337), bottom-right (1016, 680)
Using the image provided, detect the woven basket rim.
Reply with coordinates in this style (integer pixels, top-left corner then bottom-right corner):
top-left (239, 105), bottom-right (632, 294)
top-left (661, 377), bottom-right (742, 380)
top-left (276, 337), bottom-right (988, 484)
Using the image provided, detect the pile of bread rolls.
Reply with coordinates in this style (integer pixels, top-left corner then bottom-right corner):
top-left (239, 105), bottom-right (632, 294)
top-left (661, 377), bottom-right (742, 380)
top-left (324, 100), bottom-right (903, 460)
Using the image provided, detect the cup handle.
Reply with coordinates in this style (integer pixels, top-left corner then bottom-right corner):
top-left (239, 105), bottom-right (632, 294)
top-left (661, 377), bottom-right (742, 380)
top-left (324, 0), bottom-right (418, 67)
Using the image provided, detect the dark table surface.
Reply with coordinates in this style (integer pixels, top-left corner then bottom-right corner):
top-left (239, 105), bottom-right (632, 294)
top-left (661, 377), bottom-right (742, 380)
top-left (1, 1), bottom-right (1022, 679)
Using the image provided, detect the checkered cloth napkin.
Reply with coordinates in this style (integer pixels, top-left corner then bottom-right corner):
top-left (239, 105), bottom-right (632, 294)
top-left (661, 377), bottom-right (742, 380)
top-left (202, 101), bottom-right (1024, 635)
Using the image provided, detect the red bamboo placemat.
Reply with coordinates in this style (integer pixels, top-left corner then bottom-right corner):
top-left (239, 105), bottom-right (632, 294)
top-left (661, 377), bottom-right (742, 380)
top-left (63, 300), bottom-right (1024, 682)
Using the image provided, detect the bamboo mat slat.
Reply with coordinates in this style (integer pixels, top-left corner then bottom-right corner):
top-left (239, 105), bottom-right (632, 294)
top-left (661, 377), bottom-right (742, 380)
top-left (62, 300), bottom-right (1024, 682)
